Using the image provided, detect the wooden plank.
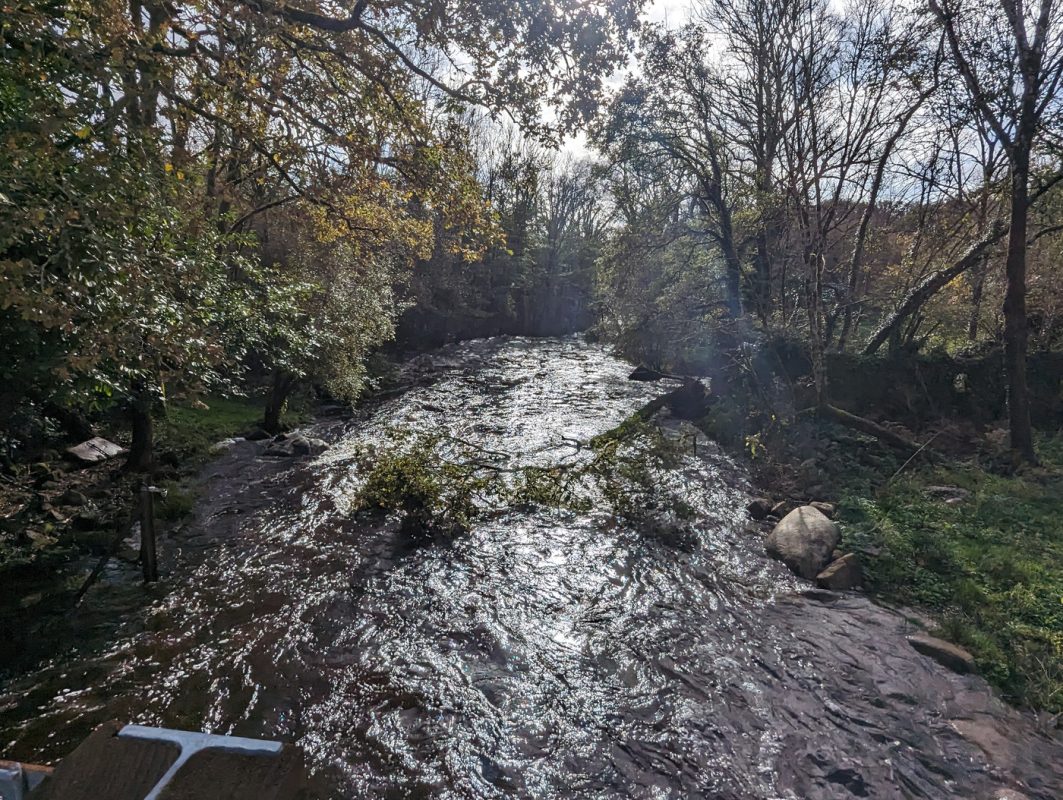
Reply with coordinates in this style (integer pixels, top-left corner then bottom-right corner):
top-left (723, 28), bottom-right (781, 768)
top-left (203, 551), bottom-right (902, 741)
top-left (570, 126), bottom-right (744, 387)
top-left (28, 721), bottom-right (179, 800)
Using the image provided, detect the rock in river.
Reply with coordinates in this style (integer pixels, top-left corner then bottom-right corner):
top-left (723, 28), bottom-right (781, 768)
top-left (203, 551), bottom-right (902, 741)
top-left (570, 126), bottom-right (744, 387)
top-left (765, 505), bottom-right (840, 579)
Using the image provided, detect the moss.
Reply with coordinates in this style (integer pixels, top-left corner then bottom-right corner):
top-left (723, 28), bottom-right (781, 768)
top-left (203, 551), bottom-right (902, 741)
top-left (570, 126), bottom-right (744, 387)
top-left (839, 432), bottom-right (1063, 712)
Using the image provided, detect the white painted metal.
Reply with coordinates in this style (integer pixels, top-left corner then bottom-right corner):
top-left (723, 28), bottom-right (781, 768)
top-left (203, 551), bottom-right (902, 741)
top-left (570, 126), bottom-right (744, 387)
top-left (117, 725), bottom-right (282, 800)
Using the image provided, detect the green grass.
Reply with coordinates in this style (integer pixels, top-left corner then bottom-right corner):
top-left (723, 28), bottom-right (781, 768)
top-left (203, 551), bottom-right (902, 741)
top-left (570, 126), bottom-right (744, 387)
top-left (839, 433), bottom-right (1063, 712)
top-left (157, 395), bottom-right (268, 465)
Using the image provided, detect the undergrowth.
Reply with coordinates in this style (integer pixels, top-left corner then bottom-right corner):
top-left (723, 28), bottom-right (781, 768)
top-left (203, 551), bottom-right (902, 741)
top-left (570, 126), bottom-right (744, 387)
top-left (839, 432), bottom-right (1063, 713)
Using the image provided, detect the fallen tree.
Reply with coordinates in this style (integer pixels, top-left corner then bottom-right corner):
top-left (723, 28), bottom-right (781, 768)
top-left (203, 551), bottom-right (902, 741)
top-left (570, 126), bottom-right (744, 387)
top-left (863, 219), bottom-right (1008, 356)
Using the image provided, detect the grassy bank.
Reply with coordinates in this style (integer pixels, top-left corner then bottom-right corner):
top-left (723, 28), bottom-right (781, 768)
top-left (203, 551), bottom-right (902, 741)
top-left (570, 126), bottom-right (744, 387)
top-left (0, 394), bottom-right (284, 600)
top-left (836, 434), bottom-right (1063, 713)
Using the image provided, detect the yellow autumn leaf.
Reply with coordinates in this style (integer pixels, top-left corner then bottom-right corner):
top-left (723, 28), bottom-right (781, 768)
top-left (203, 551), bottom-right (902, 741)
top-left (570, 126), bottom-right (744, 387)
top-left (75, 125), bottom-right (91, 139)
top-left (164, 163), bottom-right (174, 173)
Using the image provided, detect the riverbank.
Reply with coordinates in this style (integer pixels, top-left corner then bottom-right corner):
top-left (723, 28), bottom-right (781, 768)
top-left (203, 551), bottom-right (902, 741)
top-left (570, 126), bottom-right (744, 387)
top-left (716, 403), bottom-right (1063, 717)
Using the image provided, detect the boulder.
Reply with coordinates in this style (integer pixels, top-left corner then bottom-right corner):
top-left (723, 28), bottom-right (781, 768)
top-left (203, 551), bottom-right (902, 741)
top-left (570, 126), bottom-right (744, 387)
top-left (765, 505), bottom-right (840, 579)
top-left (907, 634), bottom-right (976, 674)
top-left (71, 508), bottom-right (104, 531)
top-left (815, 552), bottom-right (862, 590)
top-left (746, 498), bottom-right (774, 521)
top-left (667, 380), bottom-right (711, 419)
top-left (810, 500), bottom-right (836, 518)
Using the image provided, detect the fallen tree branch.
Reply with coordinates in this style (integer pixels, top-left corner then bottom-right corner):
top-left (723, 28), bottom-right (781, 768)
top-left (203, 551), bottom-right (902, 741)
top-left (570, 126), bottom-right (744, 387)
top-left (819, 404), bottom-right (928, 455)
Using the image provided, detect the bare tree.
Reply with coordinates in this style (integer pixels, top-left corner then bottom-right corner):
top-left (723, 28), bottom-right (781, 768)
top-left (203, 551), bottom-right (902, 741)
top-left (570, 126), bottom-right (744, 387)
top-left (929, 0), bottom-right (1063, 462)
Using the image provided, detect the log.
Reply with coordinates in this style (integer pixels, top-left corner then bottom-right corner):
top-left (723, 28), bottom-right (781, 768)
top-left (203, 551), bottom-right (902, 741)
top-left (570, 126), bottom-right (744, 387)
top-left (820, 404), bottom-right (926, 454)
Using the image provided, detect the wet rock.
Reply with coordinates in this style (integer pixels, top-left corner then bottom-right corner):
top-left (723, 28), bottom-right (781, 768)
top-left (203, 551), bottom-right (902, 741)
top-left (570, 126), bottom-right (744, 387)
top-left (747, 497), bottom-right (774, 520)
top-left (319, 403), bottom-right (351, 417)
top-left (765, 505), bottom-right (840, 579)
top-left (65, 437), bottom-right (125, 464)
top-left (816, 552), bottom-right (862, 590)
top-left (264, 433), bottom-right (329, 458)
top-left (210, 437), bottom-right (244, 454)
top-left (770, 499), bottom-right (796, 518)
top-left (244, 427), bottom-right (271, 441)
top-left (628, 365), bottom-right (668, 381)
top-left (907, 634), bottom-right (976, 674)
top-left (810, 500), bottom-right (836, 518)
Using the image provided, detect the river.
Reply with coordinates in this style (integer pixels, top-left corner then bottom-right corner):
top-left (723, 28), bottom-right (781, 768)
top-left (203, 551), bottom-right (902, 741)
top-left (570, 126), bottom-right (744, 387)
top-left (1, 336), bottom-right (1060, 798)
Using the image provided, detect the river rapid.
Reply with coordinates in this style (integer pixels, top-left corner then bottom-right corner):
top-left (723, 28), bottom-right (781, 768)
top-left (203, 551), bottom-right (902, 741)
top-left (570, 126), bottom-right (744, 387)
top-left (1, 336), bottom-right (1060, 799)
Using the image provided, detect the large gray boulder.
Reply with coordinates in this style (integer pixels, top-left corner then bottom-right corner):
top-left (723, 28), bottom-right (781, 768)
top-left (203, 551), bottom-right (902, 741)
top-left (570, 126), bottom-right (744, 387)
top-left (765, 505), bottom-right (840, 579)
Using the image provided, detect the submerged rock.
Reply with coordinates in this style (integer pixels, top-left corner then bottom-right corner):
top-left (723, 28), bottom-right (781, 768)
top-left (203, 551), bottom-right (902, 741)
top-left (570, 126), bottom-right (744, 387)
top-left (816, 552), bottom-right (862, 590)
top-left (765, 505), bottom-right (840, 579)
top-left (907, 634), bottom-right (976, 674)
top-left (263, 433), bottom-right (330, 458)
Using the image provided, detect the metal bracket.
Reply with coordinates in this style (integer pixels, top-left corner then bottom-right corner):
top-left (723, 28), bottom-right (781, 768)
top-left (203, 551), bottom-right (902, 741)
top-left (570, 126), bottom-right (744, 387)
top-left (117, 725), bottom-right (282, 800)
top-left (0, 761), bottom-right (50, 800)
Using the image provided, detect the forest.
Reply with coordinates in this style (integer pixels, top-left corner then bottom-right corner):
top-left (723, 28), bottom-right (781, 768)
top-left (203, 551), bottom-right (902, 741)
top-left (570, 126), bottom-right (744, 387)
top-left (1, 0), bottom-right (1062, 797)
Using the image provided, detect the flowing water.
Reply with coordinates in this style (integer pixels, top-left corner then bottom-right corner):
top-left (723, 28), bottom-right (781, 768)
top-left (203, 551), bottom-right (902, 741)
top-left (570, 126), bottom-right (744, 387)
top-left (1, 336), bottom-right (1061, 799)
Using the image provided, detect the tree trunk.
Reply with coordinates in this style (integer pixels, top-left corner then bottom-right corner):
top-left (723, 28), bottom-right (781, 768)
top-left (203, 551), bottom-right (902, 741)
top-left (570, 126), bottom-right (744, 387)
top-left (967, 260), bottom-right (987, 341)
top-left (264, 370), bottom-right (295, 434)
top-left (1003, 151), bottom-right (1036, 463)
top-left (863, 219), bottom-right (1008, 355)
top-left (125, 390), bottom-right (155, 473)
